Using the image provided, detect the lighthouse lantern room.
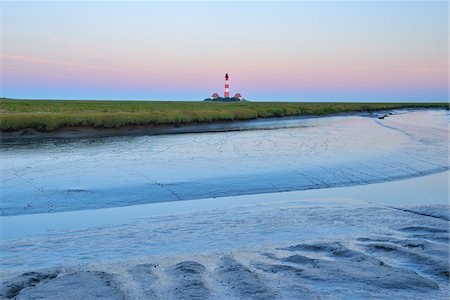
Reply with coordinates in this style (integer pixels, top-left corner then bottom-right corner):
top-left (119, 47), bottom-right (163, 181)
top-left (224, 73), bottom-right (230, 98)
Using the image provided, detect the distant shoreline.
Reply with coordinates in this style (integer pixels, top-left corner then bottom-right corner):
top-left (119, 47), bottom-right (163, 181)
top-left (1, 99), bottom-right (448, 140)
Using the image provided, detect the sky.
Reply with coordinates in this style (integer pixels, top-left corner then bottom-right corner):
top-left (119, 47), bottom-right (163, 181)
top-left (0, 1), bottom-right (448, 102)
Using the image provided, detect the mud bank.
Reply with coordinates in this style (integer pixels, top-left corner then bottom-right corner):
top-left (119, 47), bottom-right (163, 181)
top-left (0, 108), bottom-right (436, 141)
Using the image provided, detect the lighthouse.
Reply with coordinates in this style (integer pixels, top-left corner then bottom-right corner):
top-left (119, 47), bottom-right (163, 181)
top-left (205, 73), bottom-right (245, 101)
top-left (224, 73), bottom-right (230, 98)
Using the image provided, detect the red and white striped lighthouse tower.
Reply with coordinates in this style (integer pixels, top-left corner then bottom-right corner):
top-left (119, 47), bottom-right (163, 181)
top-left (224, 73), bottom-right (230, 98)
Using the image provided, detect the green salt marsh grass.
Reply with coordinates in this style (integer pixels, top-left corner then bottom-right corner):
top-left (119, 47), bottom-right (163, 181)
top-left (0, 99), bottom-right (448, 132)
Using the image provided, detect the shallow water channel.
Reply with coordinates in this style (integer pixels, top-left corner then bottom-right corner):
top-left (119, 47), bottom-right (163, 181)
top-left (1, 109), bottom-right (448, 216)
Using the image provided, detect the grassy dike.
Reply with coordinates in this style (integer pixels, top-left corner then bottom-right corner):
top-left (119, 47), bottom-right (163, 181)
top-left (0, 99), bottom-right (448, 132)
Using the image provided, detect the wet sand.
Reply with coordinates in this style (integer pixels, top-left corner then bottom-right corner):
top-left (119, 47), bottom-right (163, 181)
top-left (1, 202), bottom-right (448, 299)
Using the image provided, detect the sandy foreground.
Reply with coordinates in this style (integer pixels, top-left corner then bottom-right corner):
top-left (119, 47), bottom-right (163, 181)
top-left (1, 175), bottom-right (449, 299)
top-left (1, 205), bottom-right (448, 299)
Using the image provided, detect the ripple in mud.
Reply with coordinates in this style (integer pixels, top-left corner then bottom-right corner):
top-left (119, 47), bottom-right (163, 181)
top-left (216, 256), bottom-right (275, 299)
top-left (128, 264), bottom-right (159, 299)
top-left (0, 271), bottom-right (59, 299)
top-left (3, 244), bottom-right (447, 300)
top-left (399, 226), bottom-right (448, 233)
top-left (168, 261), bottom-right (210, 299)
top-left (274, 241), bottom-right (440, 293)
top-left (360, 239), bottom-right (449, 281)
top-left (3, 271), bottom-right (124, 300)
